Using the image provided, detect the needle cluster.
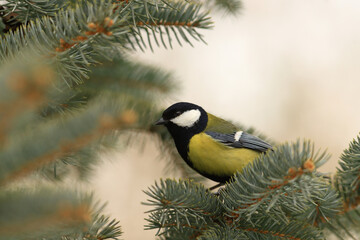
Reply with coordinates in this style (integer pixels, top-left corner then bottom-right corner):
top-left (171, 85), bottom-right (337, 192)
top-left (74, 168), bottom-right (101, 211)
top-left (0, 0), bottom-right (215, 239)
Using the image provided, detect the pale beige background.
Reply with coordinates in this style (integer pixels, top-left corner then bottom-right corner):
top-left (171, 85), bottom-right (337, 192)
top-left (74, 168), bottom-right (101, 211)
top-left (90, 1), bottom-right (360, 239)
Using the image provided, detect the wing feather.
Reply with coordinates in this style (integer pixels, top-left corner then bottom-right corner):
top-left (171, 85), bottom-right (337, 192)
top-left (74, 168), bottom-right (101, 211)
top-left (205, 131), bottom-right (272, 152)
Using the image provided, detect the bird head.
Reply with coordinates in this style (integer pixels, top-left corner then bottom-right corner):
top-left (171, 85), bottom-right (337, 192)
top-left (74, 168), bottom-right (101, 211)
top-left (155, 102), bottom-right (208, 135)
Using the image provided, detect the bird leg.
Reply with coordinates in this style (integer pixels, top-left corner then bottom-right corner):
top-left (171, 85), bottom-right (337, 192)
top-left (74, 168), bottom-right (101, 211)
top-left (208, 182), bottom-right (225, 191)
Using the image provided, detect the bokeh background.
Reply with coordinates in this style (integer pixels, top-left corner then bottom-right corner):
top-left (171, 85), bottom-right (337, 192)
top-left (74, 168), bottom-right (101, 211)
top-left (88, 1), bottom-right (360, 238)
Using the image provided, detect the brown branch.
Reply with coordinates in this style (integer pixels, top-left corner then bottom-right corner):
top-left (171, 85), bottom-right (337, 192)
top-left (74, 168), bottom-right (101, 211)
top-left (238, 226), bottom-right (304, 240)
top-left (136, 20), bottom-right (199, 28)
top-left (312, 202), bottom-right (329, 227)
top-left (0, 6), bottom-right (23, 34)
top-left (160, 222), bottom-right (205, 239)
top-left (161, 222), bottom-right (206, 231)
top-left (55, 18), bottom-right (114, 53)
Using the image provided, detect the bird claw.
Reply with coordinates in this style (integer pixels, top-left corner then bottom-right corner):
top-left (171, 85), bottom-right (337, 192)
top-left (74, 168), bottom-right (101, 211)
top-left (212, 187), bottom-right (225, 196)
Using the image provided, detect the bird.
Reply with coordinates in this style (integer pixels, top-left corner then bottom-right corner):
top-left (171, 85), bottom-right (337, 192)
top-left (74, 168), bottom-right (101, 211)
top-left (154, 102), bottom-right (272, 189)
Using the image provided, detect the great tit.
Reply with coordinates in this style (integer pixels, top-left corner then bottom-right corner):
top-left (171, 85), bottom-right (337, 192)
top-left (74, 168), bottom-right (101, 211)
top-left (155, 102), bottom-right (272, 185)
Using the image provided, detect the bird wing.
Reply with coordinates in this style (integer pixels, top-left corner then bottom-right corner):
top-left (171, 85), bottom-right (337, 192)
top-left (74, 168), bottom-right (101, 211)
top-left (205, 131), bottom-right (272, 152)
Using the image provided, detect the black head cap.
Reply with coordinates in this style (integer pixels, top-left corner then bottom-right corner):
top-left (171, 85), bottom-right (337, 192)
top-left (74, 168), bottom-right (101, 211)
top-left (155, 102), bottom-right (208, 133)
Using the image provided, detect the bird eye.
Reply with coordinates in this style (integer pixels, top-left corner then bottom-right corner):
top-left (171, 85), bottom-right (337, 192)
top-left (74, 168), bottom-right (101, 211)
top-left (174, 111), bottom-right (182, 117)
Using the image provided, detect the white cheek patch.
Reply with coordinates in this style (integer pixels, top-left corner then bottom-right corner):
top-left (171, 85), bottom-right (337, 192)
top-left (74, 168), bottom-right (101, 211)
top-left (234, 131), bottom-right (243, 141)
top-left (170, 109), bottom-right (201, 128)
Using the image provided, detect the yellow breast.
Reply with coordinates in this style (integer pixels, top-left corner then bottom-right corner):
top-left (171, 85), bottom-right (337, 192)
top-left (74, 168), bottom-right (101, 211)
top-left (188, 133), bottom-right (260, 179)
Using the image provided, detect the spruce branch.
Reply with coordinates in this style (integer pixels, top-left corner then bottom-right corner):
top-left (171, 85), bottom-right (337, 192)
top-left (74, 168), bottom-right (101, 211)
top-left (36, 55), bottom-right (177, 180)
top-left (124, 1), bottom-right (213, 50)
top-left (235, 219), bottom-right (322, 240)
top-left (143, 177), bottom-right (323, 239)
top-left (1, 0), bottom-right (129, 85)
top-left (81, 57), bottom-right (177, 100)
top-left (0, 5), bottom-right (23, 34)
top-left (0, 96), bottom-right (141, 186)
top-left (40, 82), bottom-right (89, 119)
top-left (202, 0), bottom-right (243, 15)
top-left (37, 94), bottom-right (165, 181)
top-left (327, 208), bottom-right (360, 240)
top-left (213, 0), bottom-right (242, 14)
top-left (335, 134), bottom-right (360, 211)
top-left (39, 56), bottom-right (176, 126)
top-left (221, 141), bottom-right (337, 225)
top-left (0, 56), bottom-right (55, 145)
top-left (43, 200), bottom-right (123, 240)
top-left (1, 0), bottom-right (67, 23)
top-left (0, 189), bottom-right (91, 240)
top-left (0, 0), bottom-right (222, 239)
top-left (0, 190), bottom-right (122, 240)
top-left (144, 141), bottom-right (343, 239)
top-left (195, 225), bottom-right (246, 240)
top-left (324, 133), bottom-right (360, 239)
top-left (86, 214), bottom-right (122, 240)
top-left (143, 178), bottom-right (221, 237)
top-left (0, 0), bottom-right (212, 85)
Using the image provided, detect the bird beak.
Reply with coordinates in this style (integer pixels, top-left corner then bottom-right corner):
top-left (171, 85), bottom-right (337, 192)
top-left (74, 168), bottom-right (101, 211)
top-left (154, 117), bottom-right (167, 125)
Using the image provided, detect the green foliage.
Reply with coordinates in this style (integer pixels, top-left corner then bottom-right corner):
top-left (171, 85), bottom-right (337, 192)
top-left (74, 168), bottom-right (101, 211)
top-left (0, 0), bottom-right (212, 85)
top-left (210, 0), bottom-right (243, 15)
top-left (0, 0), bottom-right (214, 238)
top-left (335, 135), bottom-right (360, 209)
top-left (144, 179), bottom-right (222, 234)
top-left (0, 189), bottom-right (91, 240)
top-left (1, 0), bottom-right (67, 22)
top-left (194, 0), bottom-right (243, 16)
top-left (33, 197), bottom-right (123, 240)
top-left (329, 134), bottom-right (360, 239)
top-left (327, 208), bottom-right (360, 239)
top-left (125, 1), bottom-right (213, 50)
top-left (196, 225), bottom-right (247, 240)
top-left (82, 57), bottom-right (177, 100)
top-left (144, 177), bottom-right (323, 240)
top-left (144, 140), bottom-right (360, 239)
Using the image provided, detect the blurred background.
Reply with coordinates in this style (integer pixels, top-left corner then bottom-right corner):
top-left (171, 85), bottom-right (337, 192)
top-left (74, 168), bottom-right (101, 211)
top-left (89, 0), bottom-right (360, 238)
